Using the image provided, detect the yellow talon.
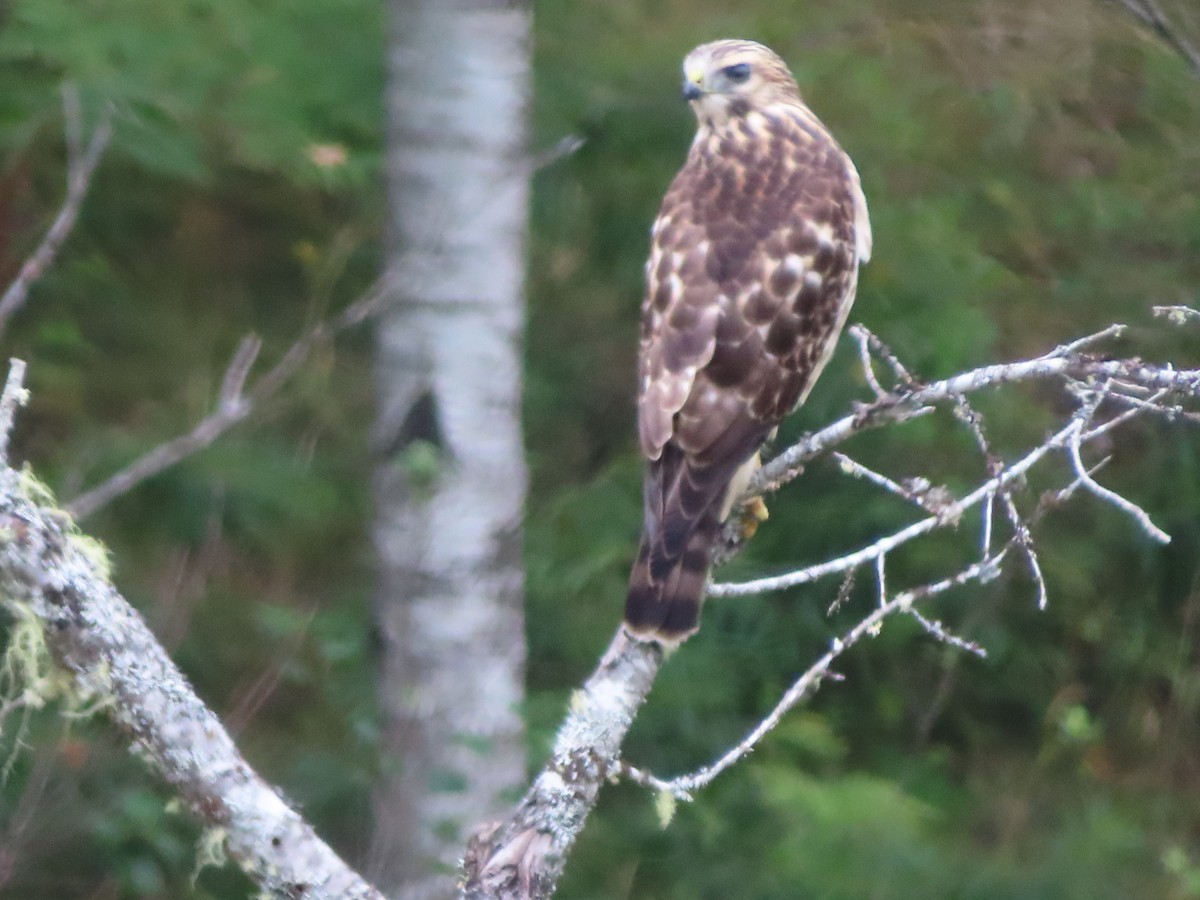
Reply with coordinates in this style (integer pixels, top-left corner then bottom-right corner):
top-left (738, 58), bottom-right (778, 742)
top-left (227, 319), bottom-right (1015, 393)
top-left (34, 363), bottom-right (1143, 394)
top-left (740, 497), bottom-right (770, 539)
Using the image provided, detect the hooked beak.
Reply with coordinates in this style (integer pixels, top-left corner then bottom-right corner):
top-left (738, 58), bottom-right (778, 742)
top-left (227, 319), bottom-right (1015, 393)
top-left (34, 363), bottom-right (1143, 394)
top-left (682, 79), bottom-right (704, 102)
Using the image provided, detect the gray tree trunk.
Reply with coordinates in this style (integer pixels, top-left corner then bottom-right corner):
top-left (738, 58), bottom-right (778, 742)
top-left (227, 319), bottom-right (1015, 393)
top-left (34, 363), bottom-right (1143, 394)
top-left (369, 1), bottom-right (531, 896)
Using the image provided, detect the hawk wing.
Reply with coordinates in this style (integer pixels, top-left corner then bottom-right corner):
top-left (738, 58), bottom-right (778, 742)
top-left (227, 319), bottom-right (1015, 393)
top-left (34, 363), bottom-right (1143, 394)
top-left (626, 107), bottom-right (870, 641)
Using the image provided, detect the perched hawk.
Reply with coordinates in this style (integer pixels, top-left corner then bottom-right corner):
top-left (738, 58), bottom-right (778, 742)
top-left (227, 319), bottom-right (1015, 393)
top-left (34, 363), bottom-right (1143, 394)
top-left (624, 39), bottom-right (872, 643)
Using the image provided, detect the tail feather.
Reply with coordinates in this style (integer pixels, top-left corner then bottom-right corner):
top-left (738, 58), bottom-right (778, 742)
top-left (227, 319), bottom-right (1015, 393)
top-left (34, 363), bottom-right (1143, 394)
top-left (627, 419), bottom-right (769, 643)
top-left (624, 507), bottom-right (720, 642)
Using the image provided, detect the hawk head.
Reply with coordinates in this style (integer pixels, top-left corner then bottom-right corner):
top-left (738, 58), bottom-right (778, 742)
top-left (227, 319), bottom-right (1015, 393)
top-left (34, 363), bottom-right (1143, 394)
top-left (681, 40), bottom-right (802, 126)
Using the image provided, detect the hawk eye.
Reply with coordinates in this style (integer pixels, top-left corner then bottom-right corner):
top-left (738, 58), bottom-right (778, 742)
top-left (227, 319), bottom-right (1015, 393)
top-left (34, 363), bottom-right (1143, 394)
top-left (722, 62), bottom-right (751, 83)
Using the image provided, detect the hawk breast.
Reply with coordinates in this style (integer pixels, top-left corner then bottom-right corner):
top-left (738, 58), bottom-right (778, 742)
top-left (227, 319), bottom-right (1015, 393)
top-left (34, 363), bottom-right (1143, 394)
top-left (638, 104), bottom-right (868, 463)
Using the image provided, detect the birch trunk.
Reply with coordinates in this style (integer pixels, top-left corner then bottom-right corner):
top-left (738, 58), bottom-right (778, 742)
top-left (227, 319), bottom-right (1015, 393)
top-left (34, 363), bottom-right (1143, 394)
top-left (369, 1), bottom-right (531, 896)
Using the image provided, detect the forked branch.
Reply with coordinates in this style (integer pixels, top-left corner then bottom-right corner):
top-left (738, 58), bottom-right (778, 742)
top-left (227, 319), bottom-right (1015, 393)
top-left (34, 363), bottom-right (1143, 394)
top-left (464, 309), bottom-right (1199, 898)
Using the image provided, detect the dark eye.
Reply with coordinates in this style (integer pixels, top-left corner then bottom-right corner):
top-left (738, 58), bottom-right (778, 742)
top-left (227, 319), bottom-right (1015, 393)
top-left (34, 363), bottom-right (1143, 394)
top-left (723, 62), bottom-right (751, 83)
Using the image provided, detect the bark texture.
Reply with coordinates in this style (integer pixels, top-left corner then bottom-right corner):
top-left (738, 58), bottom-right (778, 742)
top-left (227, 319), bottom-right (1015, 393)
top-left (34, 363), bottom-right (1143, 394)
top-left (371, 1), bottom-right (532, 895)
top-left (461, 630), bottom-right (663, 900)
top-left (0, 461), bottom-right (384, 899)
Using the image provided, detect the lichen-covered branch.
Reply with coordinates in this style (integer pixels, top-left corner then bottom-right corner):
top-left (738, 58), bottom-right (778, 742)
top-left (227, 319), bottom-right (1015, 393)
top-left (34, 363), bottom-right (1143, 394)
top-left (0, 363), bottom-right (385, 900)
top-left (464, 312), bottom-right (1200, 899)
top-left (461, 630), bottom-right (662, 899)
top-left (749, 343), bottom-right (1200, 496)
top-left (624, 554), bottom-right (1003, 800)
top-left (4, 308), bottom-right (1197, 899)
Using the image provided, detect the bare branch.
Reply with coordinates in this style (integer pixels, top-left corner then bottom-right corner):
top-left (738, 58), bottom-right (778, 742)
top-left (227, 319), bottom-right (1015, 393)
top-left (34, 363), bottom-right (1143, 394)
top-left (908, 608), bottom-right (988, 658)
top-left (65, 403), bottom-right (249, 521)
top-left (1105, 389), bottom-right (1200, 424)
top-left (1152, 304), bottom-right (1200, 324)
top-left (1114, 0), bottom-right (1200, 80)
top-left (466, 321), bottom-right (1198, 897)
top-left (218, 335), bottom-right (263, 413)
top-left (1067, 424), bottom-right (1171, 543)
top-left (1047, 322), bottom-right (1127, 357)
top-left (831, 451), bottom-right (952, 517)
top-left (0, 360), bottom-right (29, 466)
top-left (1013, 514), bottom-right (1048, 610)
top-left (721, 361), bottom-right (1189, 601)
top-left (827, 568), bottom-right (856, 616)
top-left (950, 393), bottom-right (1048, 608)
top-left (0, 437), bottom-right (385, 897)
top-left (618, 759), bottom-right (693, 800)
top-left (64, 276), bottom-right (393, 520)
top-left (658, 555), bottom-right (1006, 797)
top-left (848, 323), bottom-right (917, 387)
top-left (713, 418), bottom-right (1081, 598)
top-left (0, 101), bottom-right (113, 338)
top-left (461, 629), bottom-right (663, 898)
top-left (750, 349), bottom-right (1200, 496)
top-left (852, 326), bottom-right (887, 398)
top-left (980, 489), bottom-right (995, 559)
top-left (1083, 388), bottom-right (1168, 438)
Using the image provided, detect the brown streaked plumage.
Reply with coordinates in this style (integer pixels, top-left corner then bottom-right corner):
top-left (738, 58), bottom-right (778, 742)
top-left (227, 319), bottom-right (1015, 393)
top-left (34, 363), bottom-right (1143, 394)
top-left (625, 39), bottom-right (872, 643)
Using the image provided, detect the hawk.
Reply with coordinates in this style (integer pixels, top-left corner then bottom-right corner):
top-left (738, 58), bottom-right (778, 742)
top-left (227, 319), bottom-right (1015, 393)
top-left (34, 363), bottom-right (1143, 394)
top-left (624, 39), bottom-right (872, 643)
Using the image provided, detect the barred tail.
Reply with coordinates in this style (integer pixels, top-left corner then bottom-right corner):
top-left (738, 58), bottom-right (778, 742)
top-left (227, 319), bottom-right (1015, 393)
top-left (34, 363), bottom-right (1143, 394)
top-left (624, 506), bottom-right (721, 643)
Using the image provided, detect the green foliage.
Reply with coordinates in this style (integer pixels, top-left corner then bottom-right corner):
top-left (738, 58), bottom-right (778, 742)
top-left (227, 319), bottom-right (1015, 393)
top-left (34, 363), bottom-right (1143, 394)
top-left (0, 0), bottom-right (1198, 896)
top-left (0, 0), bottom-right (382, 184)
top-left (528, 1), bottom-right (1200, 898)
top-left (0, 0), bottom-right (383, 896)
top-left (0, 603), bottom-right (57, 714)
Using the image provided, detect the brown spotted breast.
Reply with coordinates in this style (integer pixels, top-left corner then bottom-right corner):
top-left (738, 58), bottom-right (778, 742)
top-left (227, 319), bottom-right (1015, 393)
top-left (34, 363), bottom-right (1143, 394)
top-left (638, 102), bottom-right (862, 465)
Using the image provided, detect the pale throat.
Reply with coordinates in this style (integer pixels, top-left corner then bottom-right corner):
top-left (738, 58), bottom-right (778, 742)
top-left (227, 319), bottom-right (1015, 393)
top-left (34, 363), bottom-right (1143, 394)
top-left (692, 95), bottom-right (805, 135)
top-left (691, 103), bottom-right (801, 154)
top-left (690, 95), bottom-right (738, 129)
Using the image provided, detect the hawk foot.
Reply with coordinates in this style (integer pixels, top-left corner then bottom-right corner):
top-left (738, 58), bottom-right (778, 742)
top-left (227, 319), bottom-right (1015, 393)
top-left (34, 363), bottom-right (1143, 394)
top-left (739, 497), bottom-right (769, 539)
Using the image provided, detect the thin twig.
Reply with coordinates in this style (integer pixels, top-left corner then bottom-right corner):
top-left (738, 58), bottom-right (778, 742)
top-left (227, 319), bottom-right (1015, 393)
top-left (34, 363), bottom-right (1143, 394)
top-left (874, 553), bottom-right (888, 608)
top-left (619, 761), bottom-right (694, 801)
top-left (1083, 388), bottom-right (1170, 439)
top-left (655, 555), bottom-right (1005, 797)
top-left (1152, 304), bottom-right (1200, 324)
top-left (0, 103), bottom-right (113, 338)
top-left (1104, 387), bottom-right (1200, 424)
top-left (831, 451), bottom-right (948, 515)
top-left (713, 419), bottom-right (1082, 598)
top-left (848, 324), bottom-right (916, 387)
top-left (1047, 322), bottom-right (1127, 357)
top-left (951, 393), bottom-right (1048, 608)
top-left (218, 335), bottom-right (263, 413)
top-left (852, 327), bottom-right (887, 397)
top-left (1115, 0), bottom-right (1200, 80)
top-left (750, 350), bottom-right (1200, 497)
top-left (908, 608), bottom-right (987, 657)
top-left (1067, 425), bottom-right (1171, 544)
top-left (827, 568), bottom-right (856, 616)
top-left (64, 276), bottom-right (393, 520)
top-left (980, 489), bottom-right (995, 559)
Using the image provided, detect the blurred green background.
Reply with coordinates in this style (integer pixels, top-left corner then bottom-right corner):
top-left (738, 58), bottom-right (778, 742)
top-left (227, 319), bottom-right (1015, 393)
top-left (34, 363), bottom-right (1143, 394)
top-left (1, 0), bottom-right (1199, 897)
